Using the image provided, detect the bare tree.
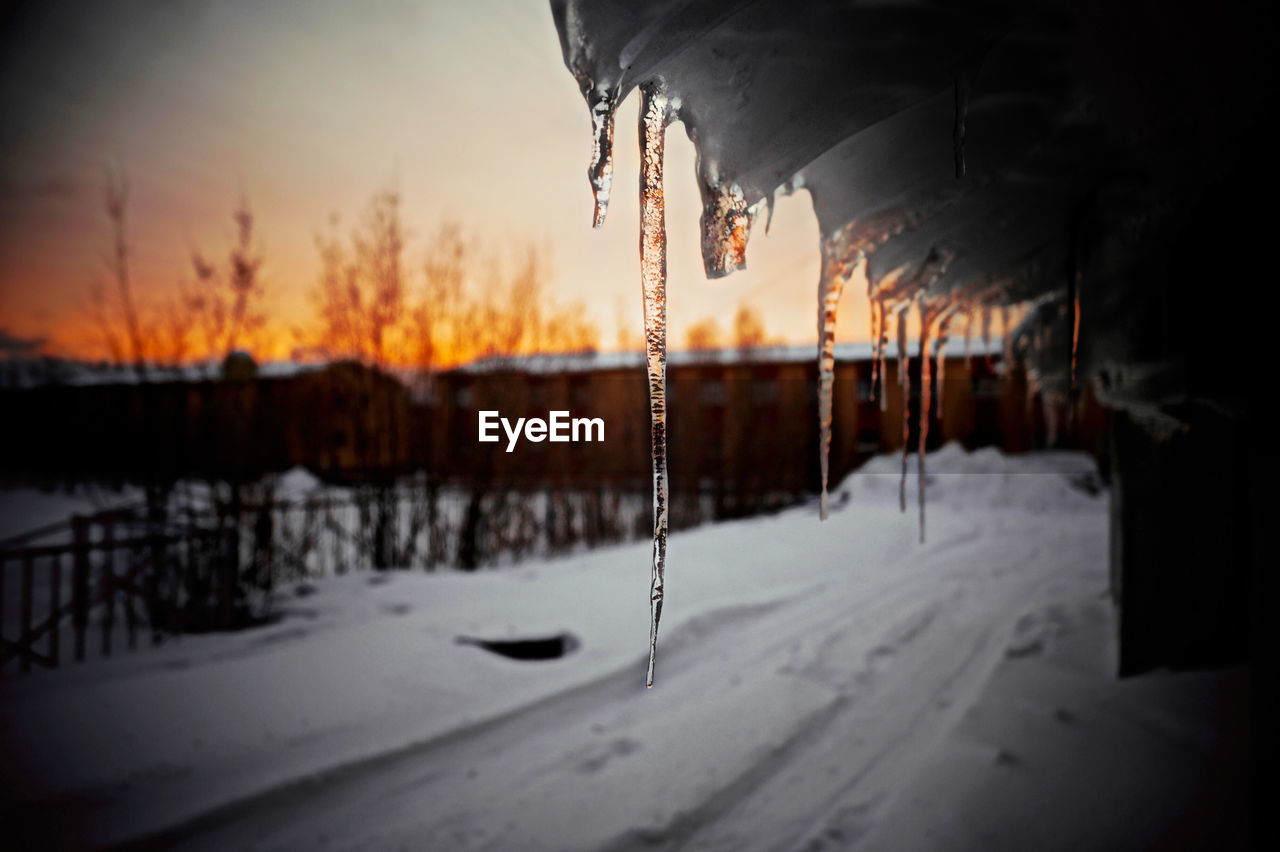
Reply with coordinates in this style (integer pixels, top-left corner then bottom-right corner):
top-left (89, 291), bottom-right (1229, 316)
top-left (733, 303), bottom-right (767, 352)
top-left (354, 189), bottom-right (406, 365)
top-left (157, 295), bottom-right (197, 366)
top-left (312, 213), bottom-right (361, 360)
top-left (97, 170), bottom-right (147, 376)
top-left (224, 196), bottom-right (265, 356)
top-left (313, 189), bottom-right (407, 366)
top-left (685, 316), bottom-right (723, 352)
top-left (409, 223), bottom-right (597, 370)
top-left (187, 194), bottom-right (266, 364)
top-left (415, 223), bottom-right (467, 369)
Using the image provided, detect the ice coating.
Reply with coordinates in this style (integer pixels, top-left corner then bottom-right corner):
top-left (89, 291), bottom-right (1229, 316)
top-left (1000, 305), bottom-right (1012, 363)
top-left (587, 85), bottom-right (619, 228)
top-left (935, 310), bottom-right (953, 415)
top-left (878, 297), bottom-right (890, 412)
top-left (699, 177), bottom-right (754, 279)
top-left (549, 0), bottom-right (1179, 598)
top-left (639, 82), bottom-right (672, 688)
top-left (815, 239), bottom-right (859, 521)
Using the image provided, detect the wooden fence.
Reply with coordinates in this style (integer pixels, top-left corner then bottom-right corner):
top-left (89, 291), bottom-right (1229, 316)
top-left (0, 482), bottom-right (676, 674)
top-left (0, 515), bottom-right (241, 673)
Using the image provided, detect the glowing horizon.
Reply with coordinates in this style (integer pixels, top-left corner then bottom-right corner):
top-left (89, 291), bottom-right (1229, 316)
top-left (1, 0), bottom-right (881, 366)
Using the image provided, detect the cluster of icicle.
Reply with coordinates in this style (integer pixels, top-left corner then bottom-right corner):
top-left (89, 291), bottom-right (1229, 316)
top-left (580, 79), bottom-right (1072, 688)
top-left (814, 232), bottom-right (998, 546)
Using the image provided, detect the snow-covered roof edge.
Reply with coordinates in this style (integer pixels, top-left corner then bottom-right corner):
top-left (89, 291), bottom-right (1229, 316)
top-left (454, 339), bottom-right (1005, 375)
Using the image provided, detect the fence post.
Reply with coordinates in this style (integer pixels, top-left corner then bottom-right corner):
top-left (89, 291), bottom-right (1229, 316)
top-left (221, 506), bottom-right (239, 629)
top-left (73, 515), bottom-right (88, 662)
top-left (149, 513), bottom-right (165, 645)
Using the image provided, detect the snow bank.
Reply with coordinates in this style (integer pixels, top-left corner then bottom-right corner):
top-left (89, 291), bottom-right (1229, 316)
top-left (840, 441), bottom-right (1104, 515)
top-left (0, 484), bottom-right (141, 545)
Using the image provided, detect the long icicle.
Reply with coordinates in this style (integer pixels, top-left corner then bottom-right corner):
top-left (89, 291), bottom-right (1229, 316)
top-left (1000, 305), bottom-right (1012, 364)
top-left (819, 249), bottom-right (849, 521)
top-left (980, 305), bottom-right (993, 365)
top-left (935, 312), bottom-right (953, 415)
top-left (917, 304), bottom-right (933, 544)
top-left (878, 297), bottom-right (890, 412)
top-left (588, 84), bottom-right (620, 228)
top-left (963, 307), bottom-right (974, 367)
top-left (639, 82), bottom-right (671, 688)
top-left (817, 246), bottom-right (846, 522)
top-left (898, 302), bottom-right (911, 513)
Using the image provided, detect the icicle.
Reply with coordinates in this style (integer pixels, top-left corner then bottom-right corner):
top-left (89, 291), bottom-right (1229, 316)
top-left (764, 191), bottom-right (776, 235)
top-left (898, 303), bottom-right (910, 388)
top-left (699, 178), bottom-right (753, 278)
top-left (1000, 305), bottom-right (1012, 364)
top-left (935, 313), bottom-right (952, 415)
top-left (963, 308), bottom-right (974, 367)
top-left (817, 247), bottom-right (847, 522)
top-left (639, 82), bottom-right (672, 688)
top-left (897, 303), bottom-right (911, 513)
top-left (878, 297), bottom-right (890, 412)
top-left (980, 305), bottom-right (992, 363)
top-left (587, 84), bottom-right (620, 229)
top-left (1070, 291), bottom-right (1080, 395)
top-left (917, 304), bottom-right (933, 544)
top-left (869, 297), bottom-right (881, 402)
top-left (953, 72), bottom-right (971, 179)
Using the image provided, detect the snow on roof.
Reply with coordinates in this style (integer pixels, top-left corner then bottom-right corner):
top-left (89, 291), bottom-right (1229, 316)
top-left (0, 358), bottom-right (322, 390)
top-left (1, 337), bottom-right (1007, 388)
top-left (454, 338), bottom-right (1004, 375)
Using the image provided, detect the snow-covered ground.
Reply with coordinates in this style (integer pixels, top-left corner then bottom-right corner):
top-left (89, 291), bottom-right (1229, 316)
top-left (0, 446), bottom-right (1249, 850)
top-left (0, 484), bottom-right (142, 546)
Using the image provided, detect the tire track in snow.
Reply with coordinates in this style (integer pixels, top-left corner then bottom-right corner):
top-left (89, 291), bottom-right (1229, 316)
top-left (611, 526), bottom-right (1073, 852)
top-left (108, 594), bottom-right (806, 851)
top-left (117, 511), bottom-right (1099, 852)
top-left (133, 566), bottom-right (937, 852)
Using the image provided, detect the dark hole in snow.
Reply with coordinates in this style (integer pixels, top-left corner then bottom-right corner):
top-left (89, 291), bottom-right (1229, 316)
top-left (1067, 471), bottom-right (1103, 496)
top-left (454, 632), bottom-right (579, 661)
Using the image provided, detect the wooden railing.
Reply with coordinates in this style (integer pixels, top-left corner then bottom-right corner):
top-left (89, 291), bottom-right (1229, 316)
top-left (0, 480), bottom-right (784, 674)
top-left (0, 516), bottom-right (237, 673)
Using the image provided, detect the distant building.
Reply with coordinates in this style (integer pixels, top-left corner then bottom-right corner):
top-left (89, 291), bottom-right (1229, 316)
top-left (428, 342), bottom-right (1107, 501)
top-left (0, 344), bottom-right (1106, 495)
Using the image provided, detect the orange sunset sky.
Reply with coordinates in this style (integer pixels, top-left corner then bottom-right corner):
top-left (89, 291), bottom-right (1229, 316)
top-left (0, 0), bottom-right (880, 363)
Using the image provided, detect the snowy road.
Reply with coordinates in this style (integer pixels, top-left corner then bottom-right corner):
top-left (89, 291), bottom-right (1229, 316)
top-left (1, 447), bottom-right (1249, 850)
